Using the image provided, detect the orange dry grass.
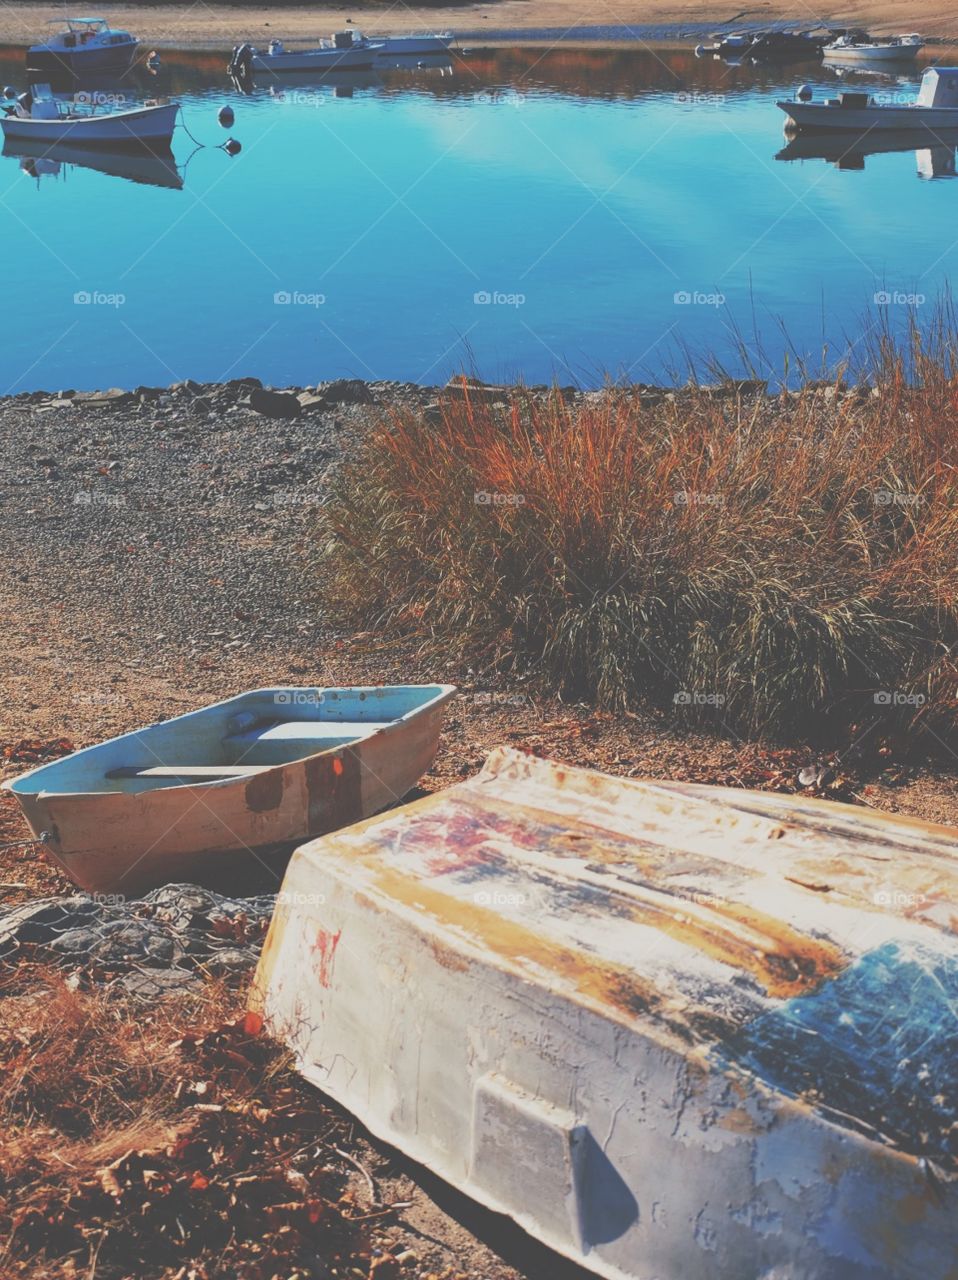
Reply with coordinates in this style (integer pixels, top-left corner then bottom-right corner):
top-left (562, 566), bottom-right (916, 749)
top-left (320, 372), bottom-right (958, 738)
top-left (0, 971), bottom-right (369, 1279)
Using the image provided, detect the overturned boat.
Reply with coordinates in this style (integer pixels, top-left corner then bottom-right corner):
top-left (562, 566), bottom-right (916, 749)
top-left (254, 747), bottom-right (958, 1280)
top-left (2, 684), bottom-right (455, 895)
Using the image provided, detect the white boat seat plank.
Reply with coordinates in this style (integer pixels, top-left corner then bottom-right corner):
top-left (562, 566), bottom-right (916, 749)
top-left (223, 719), bottom-right (393, 766)
top-left (106, 764), bottom-right (273, 780)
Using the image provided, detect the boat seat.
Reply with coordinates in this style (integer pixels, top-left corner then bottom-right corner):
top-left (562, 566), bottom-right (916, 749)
top-left (222, 719), bottom-right (392, 766)
top-left (107, 764), bottom-right (272, 780)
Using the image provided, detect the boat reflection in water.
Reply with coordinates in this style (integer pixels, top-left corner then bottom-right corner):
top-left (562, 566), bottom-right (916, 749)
top-left (776, 128), bottom-right (958, 178)
top-left (231, 54), bottom-right (452, 98)
top-left (4, 136), bottom-right (182, 189)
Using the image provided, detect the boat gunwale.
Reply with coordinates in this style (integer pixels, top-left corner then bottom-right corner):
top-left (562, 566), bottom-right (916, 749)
top-left (1, 683), bottom-right (457, 800)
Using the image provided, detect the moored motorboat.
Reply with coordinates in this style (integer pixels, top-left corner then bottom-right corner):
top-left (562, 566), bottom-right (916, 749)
top-left (2, 684), bottom-right (456, 895)
top-left (779, 65), bottom-right (958, 131)
top-left (822, 30), bottom-right (924, 62)
top-left (253, 746), bottom-right (958, 1280)
top-left (27, 17), bottom-right (138, 76)
top-left (229, 31), bottom-right (383, 77)
top-left (0, 84), bottom-right (178, 148)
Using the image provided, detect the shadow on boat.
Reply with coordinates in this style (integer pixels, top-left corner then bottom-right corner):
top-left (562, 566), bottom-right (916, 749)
top-left (776, 128), bottom-right (958, 177)
top-left (3, 135), bottom-right (182, 189)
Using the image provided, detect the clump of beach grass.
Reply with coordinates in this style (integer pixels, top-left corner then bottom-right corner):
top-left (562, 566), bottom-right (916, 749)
top-left (318, 330), bottom-right (958, 740)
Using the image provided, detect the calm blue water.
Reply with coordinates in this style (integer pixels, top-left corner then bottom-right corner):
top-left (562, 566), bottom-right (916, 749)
top-left (0, 48), bottom-right (953, 391)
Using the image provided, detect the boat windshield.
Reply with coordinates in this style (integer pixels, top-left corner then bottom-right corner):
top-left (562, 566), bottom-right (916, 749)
top-left (64, 18), bottom-right (110, 35)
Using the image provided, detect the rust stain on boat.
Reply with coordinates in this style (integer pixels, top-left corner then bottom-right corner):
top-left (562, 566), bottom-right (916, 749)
top-left (371, 864), bottom-right (678, 1031)
top-left (305, 747), bottom-right (363, 835)
top-left (244, 767), bottom-right (284, 813)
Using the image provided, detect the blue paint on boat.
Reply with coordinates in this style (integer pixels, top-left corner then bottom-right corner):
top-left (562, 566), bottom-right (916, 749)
top-left (721, 942), bottom-right (958, 1168)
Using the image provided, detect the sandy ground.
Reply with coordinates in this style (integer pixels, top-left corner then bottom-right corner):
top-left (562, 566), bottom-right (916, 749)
top-left (0, 0), bottom-right (956, 48)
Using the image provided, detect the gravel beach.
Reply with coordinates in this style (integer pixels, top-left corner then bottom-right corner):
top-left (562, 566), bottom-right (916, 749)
top-left (1, 1), bottom-right (957, 48)
top-left (1, 376), bottom-right (957, 879)
top-left (2, 375), bottom-right (957, 1277)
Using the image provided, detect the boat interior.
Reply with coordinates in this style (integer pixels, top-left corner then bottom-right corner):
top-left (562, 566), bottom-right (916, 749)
top-left (7, 685), bottom-right (454, 795)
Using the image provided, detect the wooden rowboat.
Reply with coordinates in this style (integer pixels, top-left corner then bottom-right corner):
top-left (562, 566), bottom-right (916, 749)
top-left (2, 685), bottom-right (455, 896)
top-left (252, 747), bottom-right (958, 1280)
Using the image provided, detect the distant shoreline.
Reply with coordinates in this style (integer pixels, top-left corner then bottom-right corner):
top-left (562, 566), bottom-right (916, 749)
top-left (0, 1), bottom-right (957, 50)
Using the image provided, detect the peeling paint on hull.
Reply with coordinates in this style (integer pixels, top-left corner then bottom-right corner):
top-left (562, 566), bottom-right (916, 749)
top-left (253, 747), bottom-right (958, 1280)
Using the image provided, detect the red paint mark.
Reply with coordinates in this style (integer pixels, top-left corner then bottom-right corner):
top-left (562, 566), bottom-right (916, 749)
top-left (332, 757), bottom-right (344, 777)
top-left (313, 928), bottom-right (342, 987)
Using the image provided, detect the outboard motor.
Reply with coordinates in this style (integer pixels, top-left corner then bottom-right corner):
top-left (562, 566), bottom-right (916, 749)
top-left (268, 39), bottom-right (284, 55)
top-left (228, 43), bottom-right (254, 78)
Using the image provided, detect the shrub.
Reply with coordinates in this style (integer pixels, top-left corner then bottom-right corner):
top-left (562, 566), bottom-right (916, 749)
top-left (318, 368), bottom-right (958, 739)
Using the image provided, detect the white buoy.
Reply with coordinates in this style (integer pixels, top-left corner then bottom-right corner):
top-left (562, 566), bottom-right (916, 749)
top-left (695, 44), bottom-right (706, 57)
top-left (797, 84), bottom-right (813, 102)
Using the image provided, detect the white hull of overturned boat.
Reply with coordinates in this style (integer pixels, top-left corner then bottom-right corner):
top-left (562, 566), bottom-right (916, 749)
top-left (254, 747), bottom-right (958, 1280)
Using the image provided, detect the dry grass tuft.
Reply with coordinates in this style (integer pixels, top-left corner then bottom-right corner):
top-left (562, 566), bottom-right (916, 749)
top-left (319, 356), bottom-right (958, 739)
top-left (0, 970), bottom-right (374, 1279)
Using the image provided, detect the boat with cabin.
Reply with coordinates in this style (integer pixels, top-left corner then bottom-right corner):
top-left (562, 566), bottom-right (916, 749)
top-left (2, 684), bottom-right (456, 894)
top-left (822, 30), bottom-right (923, 62)
top-left (253, 746), bottom-right (958, 1280)
top-left (779, 65), bottom-right (958, 131)
top-left (27, 17), bottom-right (138, 76)
top-left (0, 84), bottom-right (178, 148)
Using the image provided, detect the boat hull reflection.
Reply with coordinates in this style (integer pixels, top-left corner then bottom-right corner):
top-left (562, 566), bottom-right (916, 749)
top-left (777, 127), bottom-right (958, 177)
top-left (4, 136), bottom-right (182, 189)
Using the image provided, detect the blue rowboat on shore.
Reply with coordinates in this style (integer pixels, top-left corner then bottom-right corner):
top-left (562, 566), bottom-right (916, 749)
top-left (2, 684), bottom-right (456, 895)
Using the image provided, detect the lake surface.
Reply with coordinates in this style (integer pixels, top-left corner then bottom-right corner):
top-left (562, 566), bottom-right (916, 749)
top-left (0, 45), bottom-right (955, 392)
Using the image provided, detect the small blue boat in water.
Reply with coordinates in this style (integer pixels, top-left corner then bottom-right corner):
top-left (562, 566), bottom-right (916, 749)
top-left (2, 684), bottom-right (456, 895)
